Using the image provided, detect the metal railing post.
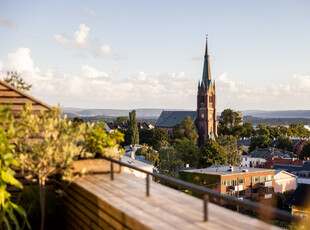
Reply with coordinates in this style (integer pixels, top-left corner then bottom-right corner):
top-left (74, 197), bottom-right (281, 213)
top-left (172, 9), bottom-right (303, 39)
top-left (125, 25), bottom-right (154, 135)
top-left (146, 174), bottom-right (150, 196)
top-left (111, 162), bottom-right (114, 181)
top-left (203, 194), bottom-right (209, 222)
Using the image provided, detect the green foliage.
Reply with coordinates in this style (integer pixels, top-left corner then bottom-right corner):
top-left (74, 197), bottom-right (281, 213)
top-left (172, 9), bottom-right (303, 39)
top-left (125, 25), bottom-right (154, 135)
top-left (277, 126), bottom-right (293, 137)
top-left (115, 116), bottom-right (129, 123)
top-left (72, 117), bottom-right (84, 123)
top-left (276, 136), bottom-right (293, 151)
top-left (139, 128), bottom-right (170, 150)
top-left (257, 124), bottom-right (270, 136)
top-left (178, 171), bottom-right (219, 189)
top-left (217, 135), bottom-right (242, 166)
top-left (136, 146), bottom-right (159, 165)
top-left (275, 190), bottom-right (294, 211)
top-left (218, 109), bottom-right (243, 137)
top-left (84, 121), bottom-right (124, 158)
top-left (299, 141), bottom-right (310, 160)
top-left (0, 126), bottom-right (29, 230)
top-left (158, 147), bottom-right (183, 177)
top-left (199, 140), bottom-right (227, 168)
top-left (4, 71), bottom-right (32, 91)
top-left (173, 140), bottom-right (199, 168)
top-left (126, 110), bottom-right (139, 144)
top-left (172, 116), bottom-right (198, 142)
top-left (249, 135), bottom-right (271, 152)
top-left (241, 122), bottom-right (255, 138)
top-left (289, 123), bottom-right (310, 138)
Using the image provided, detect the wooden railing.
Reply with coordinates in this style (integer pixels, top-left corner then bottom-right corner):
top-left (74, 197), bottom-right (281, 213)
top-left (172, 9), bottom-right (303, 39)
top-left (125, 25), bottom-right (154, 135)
top-left (104, 156), bottom-right (308, 225)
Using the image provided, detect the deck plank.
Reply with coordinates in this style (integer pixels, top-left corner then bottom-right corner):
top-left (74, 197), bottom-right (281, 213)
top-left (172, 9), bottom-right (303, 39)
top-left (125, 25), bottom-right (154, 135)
top-left (70, 172), bottom-right (281, 230)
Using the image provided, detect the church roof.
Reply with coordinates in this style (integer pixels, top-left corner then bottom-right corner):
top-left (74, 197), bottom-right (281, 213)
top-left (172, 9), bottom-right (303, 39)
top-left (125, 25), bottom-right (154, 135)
top-left (155, 111), bottom-right (196, 128)
top-left (0, 80), bottom-right (52, 114)
top-left (202, 36), bottom-right (212, 92)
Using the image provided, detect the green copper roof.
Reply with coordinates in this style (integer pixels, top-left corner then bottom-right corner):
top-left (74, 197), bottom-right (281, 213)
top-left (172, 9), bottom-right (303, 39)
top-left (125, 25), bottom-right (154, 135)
top-left (202, 37), bottom-right (212, 92)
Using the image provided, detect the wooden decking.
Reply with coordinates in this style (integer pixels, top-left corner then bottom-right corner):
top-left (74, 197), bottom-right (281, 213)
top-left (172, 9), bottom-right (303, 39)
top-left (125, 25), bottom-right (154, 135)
top-left (63, 171), bottom-right (280, 230)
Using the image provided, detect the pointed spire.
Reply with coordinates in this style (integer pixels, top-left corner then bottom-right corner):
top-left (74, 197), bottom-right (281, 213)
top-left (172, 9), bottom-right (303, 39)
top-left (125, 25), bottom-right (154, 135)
top-left (202, 35), bottom-right (211, 92)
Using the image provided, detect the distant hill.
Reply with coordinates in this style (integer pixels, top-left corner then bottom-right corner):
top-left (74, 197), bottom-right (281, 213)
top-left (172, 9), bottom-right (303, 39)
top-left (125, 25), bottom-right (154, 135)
top-left (61, 107), bottom-right (185, 119)
top-left (62, 107), bottom-right (310, 119)
top-left (241, 110), bottom-right (310, 118)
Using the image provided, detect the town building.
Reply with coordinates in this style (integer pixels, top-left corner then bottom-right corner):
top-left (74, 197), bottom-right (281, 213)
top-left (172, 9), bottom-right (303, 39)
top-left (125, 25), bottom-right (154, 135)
top-left (156, 37), bottom-right (217, 145)
top-left (274, 170), bottom-right (297, 193)
top-left (241, 147), bottom-right (293, 168)
top-left (273, 161), bottom-right (310, 186)
top-left (179, 165), bottom-right (275, 201)
top-left (261, 156), bottom-right (304, 169)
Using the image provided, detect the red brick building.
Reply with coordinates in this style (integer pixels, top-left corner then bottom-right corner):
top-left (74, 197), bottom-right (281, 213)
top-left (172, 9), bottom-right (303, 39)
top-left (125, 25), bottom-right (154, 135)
top-left (156, 37), bottom-right (217, 145)
top-left (179, 165), bottom-right (275, 201)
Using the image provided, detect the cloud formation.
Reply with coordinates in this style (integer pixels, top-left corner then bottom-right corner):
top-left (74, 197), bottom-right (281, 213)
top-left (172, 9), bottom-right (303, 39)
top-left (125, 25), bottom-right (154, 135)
top-left (55, 24), bottom-right (117, 58)
top-left (2, 47), bottom-right (310, 111)
top-left (0, 16), bottom-right (15, 28)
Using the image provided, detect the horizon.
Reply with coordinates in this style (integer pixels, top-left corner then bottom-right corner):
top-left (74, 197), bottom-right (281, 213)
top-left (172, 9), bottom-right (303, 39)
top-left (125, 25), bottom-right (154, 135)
top-left (1, 1), bottom-right (310, 111)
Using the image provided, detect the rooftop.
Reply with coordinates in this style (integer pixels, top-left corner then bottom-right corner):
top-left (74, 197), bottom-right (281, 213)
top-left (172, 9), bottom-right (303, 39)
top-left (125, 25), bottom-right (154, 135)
top-left (155, 111), bottom-right (196, 128)
top-left (183, 165), bottom-right (274, 176)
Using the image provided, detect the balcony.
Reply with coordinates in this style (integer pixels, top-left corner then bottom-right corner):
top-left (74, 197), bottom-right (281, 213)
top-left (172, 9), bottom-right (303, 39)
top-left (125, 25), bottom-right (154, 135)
top-left (230, 185), bottom-right (243, 191)
top-left (260, 181), bottom-right (273, 187)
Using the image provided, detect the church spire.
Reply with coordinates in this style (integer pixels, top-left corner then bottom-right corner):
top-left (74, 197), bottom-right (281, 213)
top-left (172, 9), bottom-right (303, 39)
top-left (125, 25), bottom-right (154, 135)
top-left (202, 35), bottom-right (211, 92)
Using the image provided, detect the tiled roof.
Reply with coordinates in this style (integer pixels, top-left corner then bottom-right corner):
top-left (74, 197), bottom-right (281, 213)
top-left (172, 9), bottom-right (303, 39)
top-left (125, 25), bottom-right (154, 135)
top-left (155, 111), bottom-right (196, 128)
top-left (273, 161), bottom-right (310, 173)
top-left (246, 148), bottom-right (293, 159)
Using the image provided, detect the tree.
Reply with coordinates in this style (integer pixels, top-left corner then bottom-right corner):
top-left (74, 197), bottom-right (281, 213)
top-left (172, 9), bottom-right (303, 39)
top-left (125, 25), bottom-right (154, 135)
top-left (158, 147), bottom-right (183, 177)
top-left (299, 141), bottom-right (310, 160)
top-left (289, 123), bottom-right (310, 138)
top-left (13, 105), bottom-right (86, 230)
top-left (84, 121), bottom-right (124, 158)
top-left (172, 116), bottom-right (198, 142)
top-left (136, 146), bottom-right (159, 165)
top-left (150, 128), bottom-right (170, 150)
top-left (218, 109), bottom-right (243, 137)
top-left (73, 116), bottom-right (84, 123)
top-left (173, 139), bottom-right (199, 168)
top-left (277, 126), bottom-right (293, 137)
top-left (249, 135), bottom-right (271, 152)
top-left (116, 116), bottom-right (129, 123)
top-left (240, 122), bottom-right (255, 138)
top-left (4, 71), bottom-right (32, 91)
top-left (198, 140), bottom-right (227, 168)
top-left (257, 124), bottom-right (270, 137)
top-left (126, 110), bottom-right (139, 144)
top-left (276, 136), bottom-right (293, 151)
top-left (217, 135), bottom-right (242, 166)
top-left (0, 126), bottom-right (29, 230)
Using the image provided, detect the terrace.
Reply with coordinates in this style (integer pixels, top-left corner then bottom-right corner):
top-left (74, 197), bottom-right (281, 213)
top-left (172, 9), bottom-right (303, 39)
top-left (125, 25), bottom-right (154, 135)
top-left (62, 157), bottom-right (305, 229)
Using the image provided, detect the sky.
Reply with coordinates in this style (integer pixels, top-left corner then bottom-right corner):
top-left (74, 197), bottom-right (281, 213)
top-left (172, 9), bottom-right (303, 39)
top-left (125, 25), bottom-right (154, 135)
top-left (0, 0), bottom-right (310, 112)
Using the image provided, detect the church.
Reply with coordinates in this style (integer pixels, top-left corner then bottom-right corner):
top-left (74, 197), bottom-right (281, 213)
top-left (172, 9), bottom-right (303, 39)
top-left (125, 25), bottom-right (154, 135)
top-left (155, 37), bottom-right (217, 146)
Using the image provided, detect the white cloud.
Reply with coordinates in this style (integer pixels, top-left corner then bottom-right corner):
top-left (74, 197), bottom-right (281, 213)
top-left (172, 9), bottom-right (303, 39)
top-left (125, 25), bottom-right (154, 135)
top-left (55, 24), bottom-right (118, 58)
top-left (7, 48), bottom-right (40, 73)
top-left (82, 7), bottom-right (98, 17)
top-left (215, 73), bottom-right (310, 111)
top-left (2, 47), bottom-right (310, 110)
top-left (55, 24), bottom-right (91, 50)
top-left (0, 16), bottom-right (15, 28)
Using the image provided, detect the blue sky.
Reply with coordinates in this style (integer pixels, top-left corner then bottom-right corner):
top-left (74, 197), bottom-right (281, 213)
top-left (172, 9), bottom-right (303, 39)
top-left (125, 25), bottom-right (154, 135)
top-left (0, 0), bottom-right (309, 111)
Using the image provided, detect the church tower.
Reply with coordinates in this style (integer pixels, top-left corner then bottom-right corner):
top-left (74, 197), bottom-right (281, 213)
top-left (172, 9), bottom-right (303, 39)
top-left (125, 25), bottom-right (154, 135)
top-left (196, 37), bottom-right (217, 146)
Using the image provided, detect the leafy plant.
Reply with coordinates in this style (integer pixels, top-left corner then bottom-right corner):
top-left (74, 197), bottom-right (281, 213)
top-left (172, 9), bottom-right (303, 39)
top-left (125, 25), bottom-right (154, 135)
top-left (4, 71), bottom-right (32, 92)
top-left (0, 126), bottom-right (29, 230)
top-left (13, 104), bottom-right (86, 230)
top-left (84, 121), bottom-right (124, 158)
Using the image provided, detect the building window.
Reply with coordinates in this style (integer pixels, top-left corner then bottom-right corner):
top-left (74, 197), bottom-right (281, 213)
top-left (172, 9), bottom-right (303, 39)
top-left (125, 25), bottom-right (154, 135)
top-left (209, 95), bottom-right (212, 103)
top-left (238, 178), bottom-right (245, 184)
top-left (201, 96), bottom-right (204, 103)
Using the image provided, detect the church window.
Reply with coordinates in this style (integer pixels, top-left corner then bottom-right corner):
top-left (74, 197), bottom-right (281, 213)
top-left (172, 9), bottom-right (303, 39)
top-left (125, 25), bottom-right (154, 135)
top-left (209, 95), bottom-right (213, 103)
top-left (201, 96), bottom-right (204, 103)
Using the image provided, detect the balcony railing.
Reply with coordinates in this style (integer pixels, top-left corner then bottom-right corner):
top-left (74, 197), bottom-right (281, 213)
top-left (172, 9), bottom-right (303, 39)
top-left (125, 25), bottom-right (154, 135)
top-left (103, 156), bottom-right (309, 225)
